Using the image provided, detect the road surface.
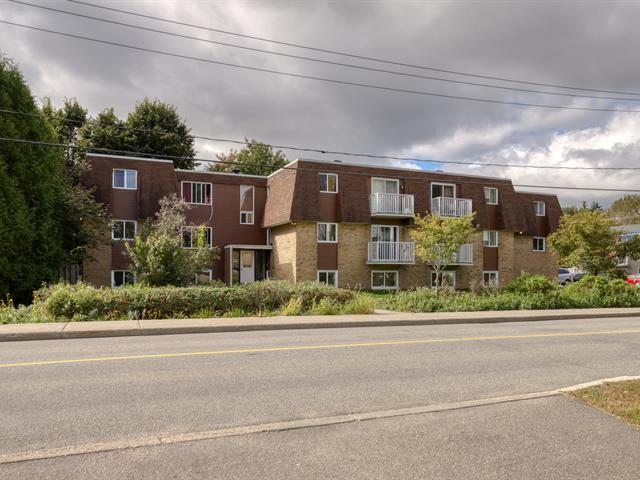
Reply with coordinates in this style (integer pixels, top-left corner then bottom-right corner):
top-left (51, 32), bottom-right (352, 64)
top-left (1, 316), bottom-right (640, 478)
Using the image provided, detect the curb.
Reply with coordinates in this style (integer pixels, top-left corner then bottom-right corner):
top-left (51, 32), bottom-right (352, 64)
top-left (2, 309), bottom-right (640, 342)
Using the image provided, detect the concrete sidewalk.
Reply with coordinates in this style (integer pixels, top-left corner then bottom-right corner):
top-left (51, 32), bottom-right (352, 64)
top-left (2, 307), bottom-right (640, 342)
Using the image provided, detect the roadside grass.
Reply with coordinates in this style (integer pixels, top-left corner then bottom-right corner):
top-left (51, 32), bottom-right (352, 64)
top-left (569, 380), bottom-right (640, 428)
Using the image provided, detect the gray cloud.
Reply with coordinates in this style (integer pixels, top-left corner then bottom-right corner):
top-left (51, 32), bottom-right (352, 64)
top-left (2, 0), bottom-right (640, 206)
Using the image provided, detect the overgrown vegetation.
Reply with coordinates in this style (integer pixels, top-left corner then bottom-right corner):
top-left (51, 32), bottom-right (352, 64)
top-left (376, 274), bottom-right (640, 313)
top-left (0, 281), bottom-right (372, 323)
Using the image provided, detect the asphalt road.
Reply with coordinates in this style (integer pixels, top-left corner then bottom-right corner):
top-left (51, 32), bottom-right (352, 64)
top-left (2, 316), bottom-right (640, 478)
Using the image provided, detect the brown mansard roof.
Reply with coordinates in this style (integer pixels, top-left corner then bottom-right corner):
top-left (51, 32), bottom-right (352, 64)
top-left (263, 158), bottom-right (562, 234)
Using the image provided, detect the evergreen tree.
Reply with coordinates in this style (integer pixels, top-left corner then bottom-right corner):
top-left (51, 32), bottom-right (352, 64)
top-left (0, 56), bottom-right (67, 303)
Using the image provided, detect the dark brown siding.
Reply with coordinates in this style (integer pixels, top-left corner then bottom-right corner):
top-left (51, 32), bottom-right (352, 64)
top-left (483, 247), bottom-right (499, 270)
top-left (317, 243), bottom-right (338, 270)
top-left (318, 193), bottom-right (339, 223)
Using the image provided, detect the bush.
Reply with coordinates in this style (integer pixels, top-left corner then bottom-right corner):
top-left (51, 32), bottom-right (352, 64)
top-left (37, 280), bottom-right (356, 321)
top-left (505, 273), bottom-right (558, 295)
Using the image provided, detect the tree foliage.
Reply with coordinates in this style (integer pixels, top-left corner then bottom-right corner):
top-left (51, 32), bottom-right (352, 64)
top-left (0, 56), bottom-right (68, 303)
top-left (210, 138), bottom-right (287, 175)
top-left (548, 210), bottom-right (640, 276)
top-left (608, 194), bottom-right (640, 225)
top-left (562, 200), bottom-right (603, 216)
top-left (126, 195), bottom-right (219, 286)
top-left (410, 213), bottom-right (476, 294)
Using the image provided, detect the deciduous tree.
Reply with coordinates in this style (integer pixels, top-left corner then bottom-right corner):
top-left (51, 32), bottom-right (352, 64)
top-left (410, 213), bottom-right (476, 294)
top-left (210, 139), bottom-right (287, 175)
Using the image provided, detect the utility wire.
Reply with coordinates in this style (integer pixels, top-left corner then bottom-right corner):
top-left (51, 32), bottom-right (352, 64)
top-left (2, 107), bottom-right (639, 172)
top-left (2, 19), bottom-right (640, 115)
top-left (8, 0), bottom-right (640, 103)
top-left (64, 0), bottom-right (640, 98)
top-left (2, 135), bottom-right (640, 193)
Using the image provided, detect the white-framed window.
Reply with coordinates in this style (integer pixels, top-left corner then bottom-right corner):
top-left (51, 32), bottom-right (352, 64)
top-left (533, 237), bottom-right (546, 252)
top-left (317, 222), bottom-right (338, 243)
top-left (193, 268), bottom-right (213, 285)
top-left (371, 225), bottom-right (399, 242)
top-left (319, 173), bottom-right (338, 193)
top-left (371, 270), bottom-right (399, 290)
top-left (483, 230), bottom-right (499, 247)
top-left (317, 270), bottom-right (338, 287)
top-left (484, 187), bottom-right (498, 205)
top-left (111, 270), bottom-right (135, 288)
top-left (483, 271), bottom-right (499, 288)
top-left (266, 228), bottom-right (272, 246)
top-left (534, 201), bottom-right (546, 216)
top-left (181, 181), bottom-right (212, 205)
top-left (431, 271), bottom-right (456, 289)
top-left (240, 185), bottom-right (255, 224)
top-left (111, 220), bottom-right (137, 241)
top-left (371, 177), bottom-right (400, 194)
top-left (181, 226), bottom-right (213, 248)
top-left (431, 182), bottom-right (456, 200)
top-left (112, 169), bottom-right (137, 190)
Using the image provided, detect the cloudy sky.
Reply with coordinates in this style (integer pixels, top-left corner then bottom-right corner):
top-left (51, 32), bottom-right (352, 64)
top-left (3, 0), bottom-right (640, 206)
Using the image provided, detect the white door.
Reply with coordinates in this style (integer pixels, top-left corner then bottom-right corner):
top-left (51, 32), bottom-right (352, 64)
top-left (240, 251), bottom-right (255, 284)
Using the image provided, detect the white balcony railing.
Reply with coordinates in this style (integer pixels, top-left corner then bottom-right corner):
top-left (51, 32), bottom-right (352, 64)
top-left (428, 244), bottom-right (474, 265)
top-left (451, 243), bottom-right (473, 264)
top-left (370, 193), bottom-right (414, 217)
top-left (368, 241), bottom-right (415, 263)
top-left (431, 197), bottom-right (473, 217)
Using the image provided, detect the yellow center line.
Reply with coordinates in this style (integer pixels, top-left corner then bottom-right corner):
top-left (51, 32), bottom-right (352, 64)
top-left (2, 328), bottom-right (640, 369)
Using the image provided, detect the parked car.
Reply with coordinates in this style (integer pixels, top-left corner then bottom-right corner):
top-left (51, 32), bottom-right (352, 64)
top-left (572, 273), bottom-right (585, 283)
top-left (625, 274), bottom-right (640, 286)
top-left (557, 268), bottom-right (573, 285)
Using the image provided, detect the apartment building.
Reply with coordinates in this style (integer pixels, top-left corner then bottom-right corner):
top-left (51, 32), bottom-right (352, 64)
top-left (81, 153), bottom-right (561, 289)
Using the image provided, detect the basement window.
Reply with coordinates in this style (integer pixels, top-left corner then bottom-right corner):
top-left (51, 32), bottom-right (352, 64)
top-left (483, 271), bottom-right (499, 288)
top-left (317, 270), bottom-right (338, 287)
top-left (111, 270), bottom-right (135, 288)
top-left (371, 271), bottom-right (399, 290)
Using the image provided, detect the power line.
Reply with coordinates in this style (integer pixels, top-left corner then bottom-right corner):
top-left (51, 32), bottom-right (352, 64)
top-left (2, 19), bottom-right (640, 115)
top-left (2, 135), bottom-right (640, 193)
top-left (2, 107), bottom-right (639, 172)
top-left (65, 0), bottom-right (640, 98)
top-left (8, 0), bottom-right (640, 103)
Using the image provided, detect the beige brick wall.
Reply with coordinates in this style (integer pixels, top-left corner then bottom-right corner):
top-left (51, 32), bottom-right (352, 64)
top-left (513, 235), bottom-right (558, 279)
top-left (270, 223), bottom-right (297, 282)
top-left (498, 230), bottom-right (516, 286)
top-left (337, 224), bottom-right (370, 289)
top-left (295, 222), bottom-right (318, 282)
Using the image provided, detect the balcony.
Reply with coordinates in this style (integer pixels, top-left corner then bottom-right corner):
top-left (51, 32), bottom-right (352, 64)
top-left (428, 244), bottom-right (474, 265)
top-left (370, 193), bottom-right (414, 217)
top-left (368, 241), bottom-right (415, 264)
top-left (431, 197), bottom-right (473, 217)
top-left (451, 243), bottom-right (473, 265)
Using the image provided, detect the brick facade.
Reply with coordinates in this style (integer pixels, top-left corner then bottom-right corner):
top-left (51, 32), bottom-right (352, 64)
top-left (81, 154), bottom-right (560, 290)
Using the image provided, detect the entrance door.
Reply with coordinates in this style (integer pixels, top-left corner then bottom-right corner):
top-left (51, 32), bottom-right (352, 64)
top-left (240, 251), bottom-right (255, 284)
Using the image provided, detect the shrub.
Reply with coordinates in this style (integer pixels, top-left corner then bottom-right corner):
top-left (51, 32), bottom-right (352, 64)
top-left (38, 280), bottom-right (356, 321)
top-left (505, 273), bottom-right (558, 295)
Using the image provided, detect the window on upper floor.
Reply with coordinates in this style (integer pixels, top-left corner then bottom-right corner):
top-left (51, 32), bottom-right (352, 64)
top-left (317, 223), bottom-right (338, 243)
top-left (535, 201), bottom-right (546, 216)
top-left (240, 185), bottom-right (255, 224)
top-left (533, 237), bottom-right (546, 252)
top-left (484, 187), bottom-right (498, 205)
top-left (319, 173), bottom-right (338, 193)
top-left (111, 220), bottom-right (136, 241)
top-left (371, 225), bottom-right (399, 242)
top-left (111, 270), bottom-right (135, 288)
top-left (181, 226), bottom-right (213, 248)
top-left (371, 177), bottom-right (399, 194)
top-left (181, 181), bottom-right (212, 205)
top-left (483, 230), bottom-right (499, 247)
top-left (112, 169), bottom-right (137, 190)
top-left (431, 182), bottom-right (456, 200)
